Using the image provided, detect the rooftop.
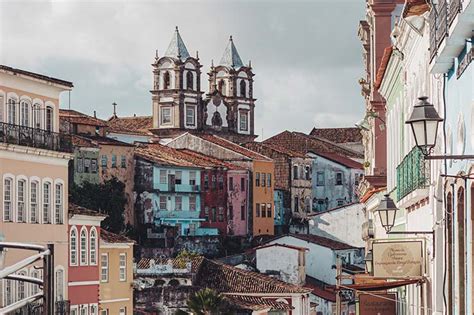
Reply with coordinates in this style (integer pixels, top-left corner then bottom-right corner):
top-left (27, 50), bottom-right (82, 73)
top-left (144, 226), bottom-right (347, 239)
top-left (374, 46), bottom-right (393, 90)
top-left (255, 243), bottom-right (309, 252)
top-left (59, 109), bottom-right (108, 127)
top-left (267, 233), bottom-right (357, 251)
top-left (136, 256), bottom-right (203, 273)
top-left (135, 143), bottom-right (206, 168)
top-left (107, 115), bottom-right (153, 136)
top-left (85, 135), bottom-right (134, 147)
top-left (164, 26), bottom-right (190, 61)
top-left (309, 127), bottom-right (362, 144)
top-left (219, 36), bottom-right (245, 69)
top-left (0, 65), bottom-right (73, 88)
top-left (310, 151), bottom-right (363, 169)
top-left (243, 141), bottom-right (307, 158)
top-left (223, 295), bottom-right (293, 311)
top-left (199, 134), bottom-right (271, 161)
top-left (69, 203), bottom-right (105, 218)
top-left (100, 229), bottom-right (134, 244)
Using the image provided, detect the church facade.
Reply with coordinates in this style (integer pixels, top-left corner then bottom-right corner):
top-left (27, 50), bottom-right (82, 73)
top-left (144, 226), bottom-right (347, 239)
top-left (150, 27), bottom-right (256, 144)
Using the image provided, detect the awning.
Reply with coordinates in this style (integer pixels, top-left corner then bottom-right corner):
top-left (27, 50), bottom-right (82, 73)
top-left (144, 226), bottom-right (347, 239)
top-left (337, 279), bottom-right (422, 291)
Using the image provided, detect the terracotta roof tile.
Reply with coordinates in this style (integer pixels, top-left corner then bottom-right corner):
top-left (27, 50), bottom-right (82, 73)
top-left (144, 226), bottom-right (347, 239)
top-left (59, 109), bottom-right (108, 127)
top-left (223, 295), bottom-right (294, 311)
top-left (199, 134), bottom-right (271, 161)
top-left (178, 149), bottom-right (245, 170)
top-left (107, 115), bottom-right (153, 136)
top-left (305, 276), bottom-right (336, 302)
top-left (71, 135), bottom-right (98, 148)
top-left (136, 257), bottom-right (203, 273)
top-left (312, 151), bottom-right (363, 169)
top-left (310, 127), bottom-right (362, 143)
top-left (242, 142), bottom-right (307, 158)
top-left (85, 135), bottom-right (135, 147)
top-left (135, 143), bottom-right (204, 168)
top-left (0, 65), bottom-right (73, 87)
top-left (195, 258), bottom-right (310, 294)
top-left (100, 229), bottom-right (134, 244)
top-left (68, 203), bottom-right (106, 218)
top-left (374, 46), bottom-right (393, 89)
top-left (403, 0), bottom-right (430, 17)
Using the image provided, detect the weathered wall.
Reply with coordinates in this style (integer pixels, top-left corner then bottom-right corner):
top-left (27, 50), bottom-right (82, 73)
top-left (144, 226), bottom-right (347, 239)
top-left (227, 170), bottom-right (248, 236)
top-left (73, 147), bottom-right (100, 186)
top-left (256, 246), bottom-right (304, 285)
top-left (200, 169), bottom-right (228, 234)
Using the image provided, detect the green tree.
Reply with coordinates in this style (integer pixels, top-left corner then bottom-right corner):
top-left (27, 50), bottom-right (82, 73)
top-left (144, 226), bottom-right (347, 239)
top-left (70, 177), bottom-right (127, 233)
top-left (186, 288), bottom-right (223, 315)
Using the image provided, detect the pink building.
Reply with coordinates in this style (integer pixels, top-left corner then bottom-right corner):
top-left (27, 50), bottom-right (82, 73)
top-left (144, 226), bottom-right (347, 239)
top-left (68, 203), bottom-right (105, 315)
top-left (227, 170), bottom-right (249, 236)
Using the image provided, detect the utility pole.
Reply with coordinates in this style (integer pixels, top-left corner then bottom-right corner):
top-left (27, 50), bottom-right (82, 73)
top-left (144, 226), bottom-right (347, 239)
top-left (43, 244), bottom-right (54, 315)
top-left (335, 256), bottom-right (341, 315)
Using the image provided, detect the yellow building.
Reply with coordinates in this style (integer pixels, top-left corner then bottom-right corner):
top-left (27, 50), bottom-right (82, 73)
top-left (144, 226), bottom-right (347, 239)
top-left (99, 230), bottom-right (134, 315)
top-left (0, 65), bottom-right (73, 309)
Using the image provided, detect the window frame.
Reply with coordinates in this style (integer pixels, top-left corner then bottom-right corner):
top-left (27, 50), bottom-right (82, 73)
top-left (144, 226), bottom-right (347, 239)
top-left (70, 227), bottom-right (78, 266)
top-left (89, 227), bottom-right (98, 265)
top-left (239, 111), bottom-right (249, 132)
top-left (120, 155), bottom-right (126, 168)
top-left (3, 176), bottom-right (13, 222)
top-left (175, 196), bottom-right (182, 211)
top-left (55, 182), bottom-right (64, 224)
top-left (161, 107), bottom-right (172, 125)
top-left (185, 105), bottom-right (196, 126)
top-left (336, 172), bottom-right (343, 186)
top-left (30, 180), bottom-right (39, 223)
top-left (43, 181), bottom-right (52, 224)
top-left (119, 253), bottom-right (127, 282)
top-left (100, 253), bottom-right (109, 282)
top-left (80, 227), bottom-right (88, 266)
top-left (17, 178), bottom-right (26, 223)
top-left (159, 170), bottom-right (167, 184)
top-left (159, 196), bottom-right (167, 211)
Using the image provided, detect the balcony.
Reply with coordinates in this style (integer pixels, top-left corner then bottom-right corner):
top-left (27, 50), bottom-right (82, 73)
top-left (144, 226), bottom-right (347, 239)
top-left (396, 147), bottom-right (430, 203)
top-left (0, 122), bottom-right (72, 153)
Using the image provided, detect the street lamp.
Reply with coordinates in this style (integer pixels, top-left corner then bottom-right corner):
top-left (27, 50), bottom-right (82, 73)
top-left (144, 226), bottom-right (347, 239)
top-left (364, 250), bottom-right (373, 275)
top-left (406, 96), bottom-right (443, 156)
top-left (375, 194), bottom-right (398, 233)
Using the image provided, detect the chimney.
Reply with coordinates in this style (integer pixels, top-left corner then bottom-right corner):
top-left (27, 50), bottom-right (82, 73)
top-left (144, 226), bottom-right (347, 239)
top-left (93, 111), bottom-right (97, 118)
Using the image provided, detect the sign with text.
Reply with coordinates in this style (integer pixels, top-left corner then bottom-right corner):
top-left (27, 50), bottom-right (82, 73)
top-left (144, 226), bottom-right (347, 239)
top-left (359, 294), bottom-right (397, 315)
top-left (373, 240), bottom-right (423, 278)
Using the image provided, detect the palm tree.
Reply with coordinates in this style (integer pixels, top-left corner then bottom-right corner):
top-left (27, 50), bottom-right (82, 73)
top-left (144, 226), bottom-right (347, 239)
top-left (186, 288), bottom-right (223, 315)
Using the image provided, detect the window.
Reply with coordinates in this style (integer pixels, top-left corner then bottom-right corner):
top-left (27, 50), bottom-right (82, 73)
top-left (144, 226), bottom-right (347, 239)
top-left (119, 253), bottom-right (127, 281)
top-left (31, 270), bottom-right (40, 295)
top-left (18, 271), bottom-right (26, 300)
top-left (30, 181), bottom-right (38, 223)
top-left (336, 172), bottom-right (343, 185)
top-left (33, 103), bottom-right (41, 128)
top-left (17, 179), bottom-right (26, 222)
top-left (240, 80), bottom-right (246, 97)
top-left (111, 155), bottom-right (117, 168)
top-left (20, 100), bottom-right (29, 127)
top-left (261, 204), bottom-right (266, 218)
top-left (316, 172), bottom-right (325, 186)
top-left (121, 155), bottom-right (126, 168)
top-left (218, 79), bottom-right (225, 94)
top-left (90, 305), bottom-right (98, 315)
top-left (161, 107), bottom-right (171, 125)
top-left (101, 254), bottom-right (108, 282)
top-left (159, 170), bottom-right (167, 184)
top-left (80, 228), bottom-right (88, 265)
top-left (119, 308), bottom-right (126, 315)
top-left (241, 178), bottom-right (245, 191)
top-left (228, 205), bottom-right (233, 220)
top-left (256, 203), bottom-right (260, 217)
top-left (267, 204), bottom-right (272, 218)
top-left (84, 158), bottom-right (91, 173)
top-left (7, 98), bottom-right (16, 124)
top-left (70, 228), bottom-right (78, 265)
top-left (267, 174), bottom-right (271, 187)
top-left (293, 165), bottom-right (298, 180)
top-left (255, 173), bottom-right (260, 186)
top-left (239, 111), bottom-right (248, 131)
top-left (294, 196), bottom-right (299, 212)
top-left (229, 177), bottom-right (234, 191)
top-left (43, 182), bottom-right (51, 223)
top-left (218, 175), bottom-right (224, 190)
top-left (204, 207), bottom-right (209, 220)
top-left (175, 196), bottom-right (182, 211)
top-left (189, 171), bottom-right (196, 185)
top-left (218, 207), bottom-right (224, 222)
top-left (100, 310), bottom-right (108, 315)
top-left (186, 106), bottom-right (195, 126)
top-left (211, 175), bottom-right (217, 189)
top-left (101, 155), bottom-right (107, 168)
top-left (163, 71), bottom-right (170, 89)
top-left (241, 204), bottom-right (245, 220)
top-left (55, 269), bottom-right (64, 301)
top-left (261, 173), bottom-right (266, 187)
top-left (337, 199), bottom-right (344, 206)
top-left (3, 178), bottom-right (12, 222)
top-left (55, 183), bottom-right (63, 224)
top-left (305, 166), bottom-right (311, 180)
top-left (91, 159), bottom-right (98, 173)
top-left (46, 107), bottom-right (53, 131)
top-left (175, 171), bottom-right (182, 185)
top-left (211, 208), bottom-right (216, 222)
top-left (4, 279), bottom-right (13, 305)
top-left (186, 71), bottom-right (194, 90)
top-left (204, 174), bottom-right (209, 190)
top-left (90, 228), bottom-right (97, 265)
top-left (77, 158), bottom-right (84, 173)
top-left (189, 196), bottom-right (196, 211)
top-left (159, 196), bottom-right (167, 210)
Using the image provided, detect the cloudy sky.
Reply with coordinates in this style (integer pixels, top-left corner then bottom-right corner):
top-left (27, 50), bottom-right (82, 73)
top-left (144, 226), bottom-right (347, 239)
top-left (1, 0), bottom-right (366, 140)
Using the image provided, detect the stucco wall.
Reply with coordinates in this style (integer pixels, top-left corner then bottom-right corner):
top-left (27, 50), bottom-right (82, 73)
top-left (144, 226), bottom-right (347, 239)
top-left (256, 246), bottom-right (304, 285)
top-left (227, 170), bottom-right (249, 236)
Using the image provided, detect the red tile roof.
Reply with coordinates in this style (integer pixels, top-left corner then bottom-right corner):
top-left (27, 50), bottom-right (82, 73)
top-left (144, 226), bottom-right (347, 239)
top-left (100, 229), bottom-right (134, 244)
top-left (59, 109), bottom-right (108, 127)
top-left (374, 46), bottom-right (393, 89)
top-left (305, 276), bottom-right (337, 302)
top-left (107, 115), bottom-right (153, 136)
top-left (223, 295), bottom-right (294, 311)
top-left (85, 135), bottom-right (135, 147)
top-left (312, 151), bottom-right (363, 169)
top-left (178, 149), bottom-right (244, 170)
top-left (0, 65), bottom-right (73, 87)
top-left (71, 135), bottom-right (98, 148)
top-left (264, 131), bottom-right (363, 159)
top-left (310, 127), bottom-right (362, 143)
top-left (242, 142), bottom-right (307, 158)
top-left (403, 0), bottom-right (430, 17)
top-left (199, 134), bottom-right (271, 161)
top-left (69, 203), bottom-right (106, 218)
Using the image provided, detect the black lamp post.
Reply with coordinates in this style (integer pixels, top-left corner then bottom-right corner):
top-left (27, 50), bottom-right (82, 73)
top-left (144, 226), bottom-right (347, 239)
top-left (375, 194), bottom-right (398, 233)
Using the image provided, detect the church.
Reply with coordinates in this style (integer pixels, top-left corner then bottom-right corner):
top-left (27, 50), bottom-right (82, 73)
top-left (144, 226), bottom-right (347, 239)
top-left (150, 27), bottom-right (257, 144)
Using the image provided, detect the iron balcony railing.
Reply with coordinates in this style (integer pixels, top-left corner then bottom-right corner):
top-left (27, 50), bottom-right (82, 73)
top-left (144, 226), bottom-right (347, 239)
top-left (396, 147), bottom-right (430, 201)
top-left (0, 122), bottom-right (72, 153)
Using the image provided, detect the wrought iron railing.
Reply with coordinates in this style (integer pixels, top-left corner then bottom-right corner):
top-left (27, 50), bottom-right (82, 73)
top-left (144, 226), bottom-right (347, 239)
top-left (0, 122), bottom-right (72, 153)
top-left (396, 147), bottom-right (430, 201)
top-left (449, 0), bottom-right (462, 25)
top-left (429, 8), bottom-right (438, 61)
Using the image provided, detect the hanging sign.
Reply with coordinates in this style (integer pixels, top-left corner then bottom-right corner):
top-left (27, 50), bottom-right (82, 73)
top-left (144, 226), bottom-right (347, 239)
top-left (372, 240), bottom-right (423, 278)
top-left (359, 293), bottom-right (397, 315)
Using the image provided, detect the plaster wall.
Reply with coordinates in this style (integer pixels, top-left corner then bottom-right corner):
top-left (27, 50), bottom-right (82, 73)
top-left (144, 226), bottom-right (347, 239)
top-left (256, 246), bottom-right (304, 285)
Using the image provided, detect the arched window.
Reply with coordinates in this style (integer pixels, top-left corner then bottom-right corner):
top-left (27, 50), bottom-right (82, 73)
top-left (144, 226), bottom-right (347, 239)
top-left (457, 187), bottom-right (466, 314)
top-left (20, 100), bottom-right (29, 127)
top-left (55, 268), bottom-right (64, 301)
top-left (3, 177), bottom-right (13, 222)
top-left (43, 182), bottom-right (51, 224)
top-left (3, 279), bottom-right (13, 305)
top-left (186, 71), bottom-right (194, 90)
top-left (30, 181), bottom-right (39, 223)
top-left (30, 270), bottom-right (40, 295)
top-left (45, 107), bottom-right (53, 131)
top-left (18, 271), bottom-right (26, 300)
top-left (240, 80), bottom-right (246, 97)
top-left (17, 179), bottom-right (26, 223)
top-left (80, 227), bottom-right (88, 265)
top-left (163, 71), bottom-right (171, 89)
top-left (168, 279), bottom-right (180, 286)
top-left (55, 183), bottom-right (63, 224)
top-left (70, 227), bottom-right (78, 265)
top-left (218, 79), bottom-right (225, 95)
top-left (90, 228), bottom-right (97, 265)
top-left (7, 98), bottom-right (17, 124)
top-left (33, 103), bottom-right (41, 129)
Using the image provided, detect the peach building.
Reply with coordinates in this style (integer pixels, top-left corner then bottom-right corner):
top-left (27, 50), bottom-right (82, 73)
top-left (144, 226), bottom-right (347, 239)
top-left (99, 230), bottom-right (134, 315)
top-left (0, 65), bottom-right (73, 309)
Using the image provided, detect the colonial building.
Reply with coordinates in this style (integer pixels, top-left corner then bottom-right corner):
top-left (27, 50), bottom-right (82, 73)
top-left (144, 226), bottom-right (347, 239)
top-left (150, 28), bottom-right (256, 144)
top-left (0, 65), bottom-right (73, 310)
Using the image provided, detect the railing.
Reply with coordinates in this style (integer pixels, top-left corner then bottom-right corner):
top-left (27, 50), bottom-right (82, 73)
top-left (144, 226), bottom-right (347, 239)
top-left (449, 0), bottom-right (462, 25)
top-left (396, 147), bottom-right (430, 201)
top-left (0, 122), bottom-right (72, 153)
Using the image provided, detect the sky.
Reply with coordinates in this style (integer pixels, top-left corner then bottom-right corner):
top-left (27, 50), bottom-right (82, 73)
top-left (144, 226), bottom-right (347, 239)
top-left (0, 0), bottom-right (366, 140)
